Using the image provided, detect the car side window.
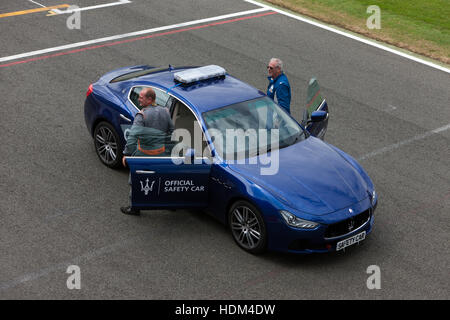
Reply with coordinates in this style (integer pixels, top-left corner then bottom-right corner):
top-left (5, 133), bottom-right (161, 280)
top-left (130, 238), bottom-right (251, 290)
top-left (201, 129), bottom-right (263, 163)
top-left (129, 86), bottom-right (170, 110)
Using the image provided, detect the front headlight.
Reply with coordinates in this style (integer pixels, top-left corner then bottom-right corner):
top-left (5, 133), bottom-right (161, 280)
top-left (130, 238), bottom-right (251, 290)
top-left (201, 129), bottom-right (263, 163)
top-left (369, 190), bottom-right (377, 206)
top-left (280, 210), bottom-right (319, 229)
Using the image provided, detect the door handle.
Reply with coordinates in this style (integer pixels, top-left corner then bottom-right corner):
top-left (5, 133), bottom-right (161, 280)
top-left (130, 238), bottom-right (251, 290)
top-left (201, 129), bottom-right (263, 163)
top-left (120, 114), bottom-right (132, 122)
top-left (136, 170), bottom-right (155, 174)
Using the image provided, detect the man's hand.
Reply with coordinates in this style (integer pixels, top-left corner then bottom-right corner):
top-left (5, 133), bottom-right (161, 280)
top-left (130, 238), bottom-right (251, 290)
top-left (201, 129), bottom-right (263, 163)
top-left (122, 156), bottom-right (127, 167)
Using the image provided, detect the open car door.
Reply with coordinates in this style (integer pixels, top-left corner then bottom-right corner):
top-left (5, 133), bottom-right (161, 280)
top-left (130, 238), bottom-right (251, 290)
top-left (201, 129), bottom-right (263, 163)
top-left (126, 155), bottom-right (211, 210)
top-left (302, 78), bottom-right (329, 140)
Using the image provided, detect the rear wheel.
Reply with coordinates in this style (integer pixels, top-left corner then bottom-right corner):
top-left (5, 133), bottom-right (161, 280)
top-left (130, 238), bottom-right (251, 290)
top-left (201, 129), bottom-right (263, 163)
top-left (93, 121), bottom-right (122, 169)
top-left (228, 201), bottom-right (267, 254)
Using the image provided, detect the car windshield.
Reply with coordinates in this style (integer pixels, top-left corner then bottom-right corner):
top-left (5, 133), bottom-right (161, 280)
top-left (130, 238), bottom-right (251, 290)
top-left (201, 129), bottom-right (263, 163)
top-left (202, 97), bottom-right (306, 160)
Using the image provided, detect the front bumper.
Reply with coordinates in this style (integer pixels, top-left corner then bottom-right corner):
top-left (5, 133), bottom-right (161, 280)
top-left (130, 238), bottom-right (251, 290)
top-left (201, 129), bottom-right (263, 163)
top-left (267, 199), bottom-right (377, 254)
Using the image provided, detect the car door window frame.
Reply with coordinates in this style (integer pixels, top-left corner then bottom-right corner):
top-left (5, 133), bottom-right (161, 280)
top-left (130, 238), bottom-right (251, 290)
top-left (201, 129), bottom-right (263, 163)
top-left (128, 85), bottom-right (171, 111)
top-left (125, 90), bottom-right (213, 161)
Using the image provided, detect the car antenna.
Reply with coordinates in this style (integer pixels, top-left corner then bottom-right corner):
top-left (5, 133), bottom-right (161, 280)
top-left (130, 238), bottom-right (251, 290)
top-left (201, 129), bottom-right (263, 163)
top-left (166, 82), bottom-right (181, 94)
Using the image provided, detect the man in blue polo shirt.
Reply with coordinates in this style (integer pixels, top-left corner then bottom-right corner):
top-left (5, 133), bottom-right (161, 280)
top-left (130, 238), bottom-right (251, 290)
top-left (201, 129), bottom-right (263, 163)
top-left (267, 58), bottom-right (291, 114)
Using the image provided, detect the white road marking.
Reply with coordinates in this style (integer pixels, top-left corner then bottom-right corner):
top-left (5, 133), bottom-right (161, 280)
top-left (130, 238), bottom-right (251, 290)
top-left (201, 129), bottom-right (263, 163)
top-left (51, 0), bottom-right (131, 15)
top-left (0, 7), bottom-right (269, 63)
top-left (243, 0), bottom-right (450, 74)
top-left (357, 123), bottom-right (450, 161)
top-left (27, 0), bottom-right (46, 8)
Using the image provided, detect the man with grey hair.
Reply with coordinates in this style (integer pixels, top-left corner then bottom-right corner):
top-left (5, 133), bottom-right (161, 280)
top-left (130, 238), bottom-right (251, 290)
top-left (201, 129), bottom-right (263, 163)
top-left (267, 58), bottom-right (291, 114)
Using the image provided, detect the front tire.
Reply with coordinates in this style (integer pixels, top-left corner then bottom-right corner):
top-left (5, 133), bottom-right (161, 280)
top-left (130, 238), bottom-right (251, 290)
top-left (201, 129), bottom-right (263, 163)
top-left (93, 121), bottom-right (123, 169)
top-left (228, 201), bottom-right (267, 254)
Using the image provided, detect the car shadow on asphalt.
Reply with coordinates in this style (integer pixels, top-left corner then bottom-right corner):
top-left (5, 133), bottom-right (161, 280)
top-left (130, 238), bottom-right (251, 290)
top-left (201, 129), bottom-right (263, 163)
top-left (139, 207), bottom-right (373, 268)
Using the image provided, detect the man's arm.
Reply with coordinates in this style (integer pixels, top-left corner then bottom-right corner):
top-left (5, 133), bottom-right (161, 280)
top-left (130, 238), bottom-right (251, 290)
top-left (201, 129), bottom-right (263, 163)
top-left (123, 129), bottom-right (137, 156)
top-left (122, 113), bottom-right (145, 166)
top-left (123, 117), bottom-right (142, 157)
top-left (276, 83), bottom-right (291, 113)
top-left (133, 112), bottom-right (145, 127)
top-left (122, 127), bottom-right (136, 167)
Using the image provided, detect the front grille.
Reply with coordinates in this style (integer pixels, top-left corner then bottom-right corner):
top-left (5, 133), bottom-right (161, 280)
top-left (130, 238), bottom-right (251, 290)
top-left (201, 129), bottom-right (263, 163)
top-left (288, 239), bottom-right (326, 251)
top-left (325, 209), bottom-right (371, 239)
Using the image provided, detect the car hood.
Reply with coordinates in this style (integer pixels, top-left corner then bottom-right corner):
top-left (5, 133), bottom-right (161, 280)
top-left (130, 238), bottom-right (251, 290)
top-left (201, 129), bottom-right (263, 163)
top-left (228, 137), bottom-right (369, 216)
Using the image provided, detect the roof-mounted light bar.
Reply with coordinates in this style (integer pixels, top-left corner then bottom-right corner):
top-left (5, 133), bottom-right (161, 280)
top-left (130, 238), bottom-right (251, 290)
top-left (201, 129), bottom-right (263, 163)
top-left (174, 65), bottom-right (226, 84)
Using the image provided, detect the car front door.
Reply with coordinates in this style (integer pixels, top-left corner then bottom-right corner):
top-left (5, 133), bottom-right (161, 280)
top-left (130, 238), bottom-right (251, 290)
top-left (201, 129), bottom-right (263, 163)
top-left (127, 156), bottom-right (211, 209)
top-left (126, 97), bottom-right (213, 210)
top-left (303, 78), bottom-right (329, 140)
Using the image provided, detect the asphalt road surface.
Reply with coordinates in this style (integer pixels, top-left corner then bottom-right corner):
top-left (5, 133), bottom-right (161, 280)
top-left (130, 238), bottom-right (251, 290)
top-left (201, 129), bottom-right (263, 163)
top-left (0, 0), bottom-right (449, 299)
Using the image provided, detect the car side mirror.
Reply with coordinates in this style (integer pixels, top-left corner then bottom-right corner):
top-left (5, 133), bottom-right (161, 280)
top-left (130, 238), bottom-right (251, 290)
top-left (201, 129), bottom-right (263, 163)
top-left (311, 110), bottom-right (328, 122)
top-left (300, 109), bottom-right (309, 127)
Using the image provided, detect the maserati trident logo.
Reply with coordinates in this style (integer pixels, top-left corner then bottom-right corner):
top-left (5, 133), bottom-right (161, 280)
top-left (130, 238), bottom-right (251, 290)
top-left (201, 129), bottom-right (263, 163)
top-left (140, 178), bottom-right (155, 196)
top-left (348, 219), bottom-right (355, 232)
top-left (347, 209), bottom-right (355, 231)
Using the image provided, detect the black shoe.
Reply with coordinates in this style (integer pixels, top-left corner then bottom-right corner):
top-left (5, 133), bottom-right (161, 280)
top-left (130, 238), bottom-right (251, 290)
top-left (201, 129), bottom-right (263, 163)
top-left (121, 206), bottom-right (140, 216)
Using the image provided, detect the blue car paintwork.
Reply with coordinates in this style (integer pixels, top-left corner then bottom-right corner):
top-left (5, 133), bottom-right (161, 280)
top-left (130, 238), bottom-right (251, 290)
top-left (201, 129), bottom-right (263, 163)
top-left (227, 137), bottom-right (369, 216)
top-left (107, 68), bottom-right (265, 113)
top-left (84, 65), bottom-right (377, 254)
top-left (202, 138), bottom-right (376, 253)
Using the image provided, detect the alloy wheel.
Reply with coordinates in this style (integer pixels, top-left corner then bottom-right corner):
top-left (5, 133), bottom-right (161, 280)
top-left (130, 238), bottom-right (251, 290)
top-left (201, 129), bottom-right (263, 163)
top-left (95, 125), bottom-right (118, 166)
top-left (230, 205), bottom-right (262, 250)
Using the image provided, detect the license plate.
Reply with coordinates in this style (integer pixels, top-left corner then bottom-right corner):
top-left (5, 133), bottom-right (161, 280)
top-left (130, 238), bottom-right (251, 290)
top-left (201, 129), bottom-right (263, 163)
top-left (336, 231), bottom-right (366, 251)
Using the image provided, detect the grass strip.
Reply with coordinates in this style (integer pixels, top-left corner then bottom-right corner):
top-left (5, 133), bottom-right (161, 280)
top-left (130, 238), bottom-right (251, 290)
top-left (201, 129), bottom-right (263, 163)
top-left (265, 0), bottom-right (449, 64)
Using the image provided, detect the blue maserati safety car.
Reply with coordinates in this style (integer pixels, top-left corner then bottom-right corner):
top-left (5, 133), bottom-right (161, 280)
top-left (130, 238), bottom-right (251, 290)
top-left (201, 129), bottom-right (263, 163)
top-left (84, 65), bottom-right (377, 254)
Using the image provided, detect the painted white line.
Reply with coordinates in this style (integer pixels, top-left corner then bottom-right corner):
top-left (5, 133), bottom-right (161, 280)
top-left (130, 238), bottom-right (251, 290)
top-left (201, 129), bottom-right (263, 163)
top-left (432, 123), bottom-right (450, 134)
top-left (51, 0), bottom-right (131, 15)
top-left (27, 0), bottom-right (46, 8)
top-left (0, 7), bottom-right (269, 63)
top-left (243, 0), bottom-right (450, 74)
top-left (357, 123), bottom-right (450, 161)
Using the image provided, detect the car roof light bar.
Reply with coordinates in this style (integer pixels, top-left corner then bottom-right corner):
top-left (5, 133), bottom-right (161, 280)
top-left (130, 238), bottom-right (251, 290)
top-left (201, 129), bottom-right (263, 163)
top-left (174, 65), bottom-right (226, 84)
